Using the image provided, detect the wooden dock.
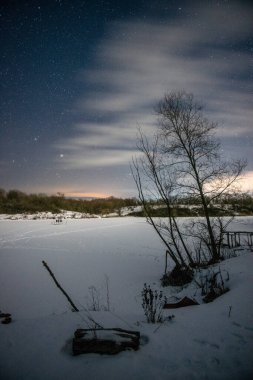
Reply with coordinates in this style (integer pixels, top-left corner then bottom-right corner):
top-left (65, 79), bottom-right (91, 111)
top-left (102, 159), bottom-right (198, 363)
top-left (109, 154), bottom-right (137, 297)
top-left (222, 231), bottom-right (253, 249)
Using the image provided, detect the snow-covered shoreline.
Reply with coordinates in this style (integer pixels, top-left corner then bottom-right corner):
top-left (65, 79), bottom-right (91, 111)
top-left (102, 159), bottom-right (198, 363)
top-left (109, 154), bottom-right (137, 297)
top-left (0, 205), bottom-right (144, 220)
top-left (0, 211), bottom-right (100, 220)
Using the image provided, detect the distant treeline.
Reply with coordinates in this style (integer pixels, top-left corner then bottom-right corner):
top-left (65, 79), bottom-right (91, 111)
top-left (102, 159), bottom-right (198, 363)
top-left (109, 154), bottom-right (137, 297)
top-left (0, 189), bottom-right (139, 215)
top-left (0, 189), bottom-right (252, 216)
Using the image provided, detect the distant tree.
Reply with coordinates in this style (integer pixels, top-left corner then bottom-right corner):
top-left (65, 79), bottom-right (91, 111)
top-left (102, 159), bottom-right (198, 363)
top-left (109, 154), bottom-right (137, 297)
top-left (0, 188), bottom-right (6, 199)
top-left (7, 189), bottom-right (26, 200)
top-left (132, 91), bottom-right (246, 270)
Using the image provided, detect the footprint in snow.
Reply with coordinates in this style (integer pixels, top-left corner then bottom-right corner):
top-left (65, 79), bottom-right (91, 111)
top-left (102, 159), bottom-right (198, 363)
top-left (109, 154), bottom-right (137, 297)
top-left (193, 339), bottom-right (220, 349)
top-left (232, 321), bottom-right (241, 328)
top-left (244, 326), bottom-right (253, 332)
top-left (231, 333), bottom-right (247, 344)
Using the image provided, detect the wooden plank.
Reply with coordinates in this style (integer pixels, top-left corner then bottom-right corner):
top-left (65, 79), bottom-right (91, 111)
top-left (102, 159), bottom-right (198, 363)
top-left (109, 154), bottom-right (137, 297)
top-left (163, 296), bottom-right (199, 309)
top-left (72, 328), bottom-right (140, 355)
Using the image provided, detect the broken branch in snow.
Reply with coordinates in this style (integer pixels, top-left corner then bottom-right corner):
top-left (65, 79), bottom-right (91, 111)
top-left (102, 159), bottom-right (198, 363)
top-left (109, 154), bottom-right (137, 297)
top-left (42, 260), bottom-right (79, 312)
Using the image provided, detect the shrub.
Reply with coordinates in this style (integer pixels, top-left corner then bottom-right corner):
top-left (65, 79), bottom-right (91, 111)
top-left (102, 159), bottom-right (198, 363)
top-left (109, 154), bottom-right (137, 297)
top-left (161, 265), bottom-right (194, 287)
top-left (194, 267), bottom-right (229, 303)
top-left (141, 284), bottom-right (167, 323)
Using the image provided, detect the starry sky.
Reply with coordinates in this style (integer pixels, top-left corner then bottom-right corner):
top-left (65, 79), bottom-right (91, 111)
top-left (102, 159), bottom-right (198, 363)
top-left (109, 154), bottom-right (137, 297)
top-left (1, 0), bottom-right (253, 198)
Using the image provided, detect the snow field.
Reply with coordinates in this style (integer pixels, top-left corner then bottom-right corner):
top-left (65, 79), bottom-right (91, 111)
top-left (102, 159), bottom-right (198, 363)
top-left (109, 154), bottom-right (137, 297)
top-left (0, 217), bottom-right (253, 379)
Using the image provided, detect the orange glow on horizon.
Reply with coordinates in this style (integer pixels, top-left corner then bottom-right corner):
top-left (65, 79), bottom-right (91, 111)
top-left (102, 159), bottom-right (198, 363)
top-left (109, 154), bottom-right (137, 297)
top-left (64, 191), bottom-right (111, 199)
top-left (239, 171), bottom-right (253, 193)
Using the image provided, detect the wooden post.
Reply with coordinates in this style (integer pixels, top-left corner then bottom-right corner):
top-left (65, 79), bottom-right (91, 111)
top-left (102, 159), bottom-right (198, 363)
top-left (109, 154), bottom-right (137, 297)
top-left (232, 233), bottom-right (235, 248)
top-left (227, 232), bottom-right (230, 248)
top-left (164, 250), bottom-right (168, 275)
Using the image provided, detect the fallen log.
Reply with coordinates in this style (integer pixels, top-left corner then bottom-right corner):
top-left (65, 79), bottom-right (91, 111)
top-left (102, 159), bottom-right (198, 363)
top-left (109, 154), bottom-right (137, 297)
top-left (72, 328), bottom-right (140, 355)
top-left (163, 296), bottom-right (199, 309)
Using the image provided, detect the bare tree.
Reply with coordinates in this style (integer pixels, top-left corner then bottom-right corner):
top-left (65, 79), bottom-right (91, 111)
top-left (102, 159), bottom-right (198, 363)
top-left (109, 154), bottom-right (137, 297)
top-left (132, 91), bottom-right (246, 271)
top-left (132, 132), bottom-right (194, 269)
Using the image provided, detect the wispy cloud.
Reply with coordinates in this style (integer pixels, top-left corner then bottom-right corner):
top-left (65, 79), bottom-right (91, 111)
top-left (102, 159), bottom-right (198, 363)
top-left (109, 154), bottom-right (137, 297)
top-left (56, 1), bottom-right (252, 176)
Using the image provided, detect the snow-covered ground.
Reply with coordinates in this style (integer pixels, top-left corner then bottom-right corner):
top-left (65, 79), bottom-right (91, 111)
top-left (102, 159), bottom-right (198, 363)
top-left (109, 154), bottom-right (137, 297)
top-left (0, 217), bottom-right (253, 379)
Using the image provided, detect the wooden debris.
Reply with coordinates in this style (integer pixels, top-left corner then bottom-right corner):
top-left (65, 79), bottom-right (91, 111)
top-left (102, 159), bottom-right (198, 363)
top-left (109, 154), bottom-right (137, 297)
top-left (0, 312), bottom-right (12, 324)
top-left (163, 296), bottom-right (199, 309)
top-left (72, 328), bottom-right (140, 355)
top-left (0, 313), bottom-right (11, 318)
top-left (1, 317), bottom-right (12, 324)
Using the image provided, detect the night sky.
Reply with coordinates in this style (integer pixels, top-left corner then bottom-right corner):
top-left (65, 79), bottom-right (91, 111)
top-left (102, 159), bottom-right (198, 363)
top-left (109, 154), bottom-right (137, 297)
top-left (1, 0), bottom-right (253, 198)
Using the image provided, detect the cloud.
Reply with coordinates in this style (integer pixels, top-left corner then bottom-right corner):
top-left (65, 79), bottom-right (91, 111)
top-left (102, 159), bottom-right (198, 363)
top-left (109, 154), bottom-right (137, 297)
top-left (59, 149), bottom-right (136, 169)
top-left (56, 1), bottom-right (252, 180)
top-left (55, 121), bottom-right (145, 169)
